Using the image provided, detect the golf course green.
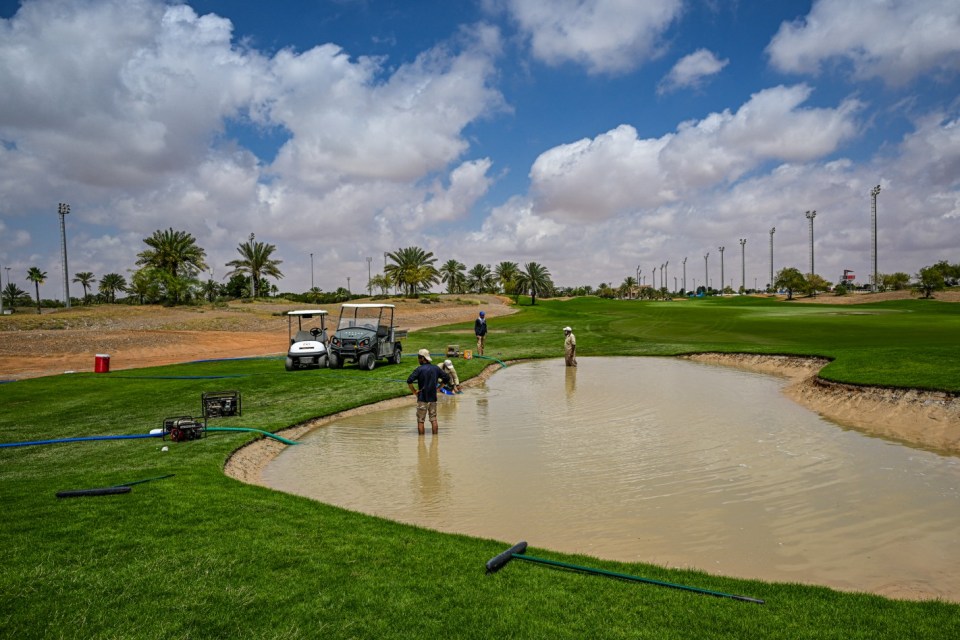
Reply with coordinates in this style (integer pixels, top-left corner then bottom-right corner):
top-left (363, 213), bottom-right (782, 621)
top-left (2, 295), bottom-right (958, 639)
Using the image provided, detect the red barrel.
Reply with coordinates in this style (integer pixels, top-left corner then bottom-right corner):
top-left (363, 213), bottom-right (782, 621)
top-left (94, 354), bottom-right (111, 373)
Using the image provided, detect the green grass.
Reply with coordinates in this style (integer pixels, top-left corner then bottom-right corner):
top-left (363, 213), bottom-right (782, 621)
top-left (2, 296), bottom-right (959, 639)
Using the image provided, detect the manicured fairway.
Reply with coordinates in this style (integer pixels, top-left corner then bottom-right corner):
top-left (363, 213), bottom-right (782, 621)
top-left (2, 295), bottom-right (958, 639)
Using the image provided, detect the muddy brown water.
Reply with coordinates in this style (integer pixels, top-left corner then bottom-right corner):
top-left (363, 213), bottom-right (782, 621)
top-left (262, 357), bottom-right (960, 601)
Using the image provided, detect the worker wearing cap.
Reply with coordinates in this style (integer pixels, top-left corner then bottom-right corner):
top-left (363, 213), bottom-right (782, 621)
top-left (474, 310), bottom-right (487, 355)
top-left (563, 326), bottom-right (577, 367)
top-left (407, 348), bottom-right (451, 435)
top-left (439, 359), bottom-right (462, 393)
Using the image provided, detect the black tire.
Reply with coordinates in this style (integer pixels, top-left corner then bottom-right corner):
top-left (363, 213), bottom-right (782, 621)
top-left (361, 352), bottom-right (376, 370)
top-left (390, 346), bottom-right (402, 365)
top-left (285, 357), bottom-right (295, 371)
top-left (327, 352), bottom-right (341, 369)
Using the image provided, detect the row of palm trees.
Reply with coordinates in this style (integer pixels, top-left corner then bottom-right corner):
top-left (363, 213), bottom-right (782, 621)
top-left (4, 228), bottom-right (556, 312)
top-left (383, 247), bottom-right (554, 304)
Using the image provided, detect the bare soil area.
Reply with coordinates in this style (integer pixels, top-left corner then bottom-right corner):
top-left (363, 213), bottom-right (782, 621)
top-left (787, 289), bottom-right (960, 304)
top-left (0, 295), bottom-right (515, 380)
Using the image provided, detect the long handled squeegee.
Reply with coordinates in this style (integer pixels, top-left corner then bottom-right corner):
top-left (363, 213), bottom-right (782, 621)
top-left (486, 541), bottom-right (764, 605)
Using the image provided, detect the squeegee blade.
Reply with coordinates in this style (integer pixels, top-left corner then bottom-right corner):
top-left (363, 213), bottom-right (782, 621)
top-left (485, 541), bottom-right (528, 574)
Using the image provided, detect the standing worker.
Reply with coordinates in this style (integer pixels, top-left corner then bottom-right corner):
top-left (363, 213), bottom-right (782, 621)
top-left (474, 310), bottom-right (487, 355)
top-left (563, 326), bottom-right (577, 367)
top-left (407, 348), bottom-right (451, 435)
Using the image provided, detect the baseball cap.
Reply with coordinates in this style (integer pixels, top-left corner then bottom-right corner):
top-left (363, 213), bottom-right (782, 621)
top-left (418, 348), bottom-right (432, 362)
top-left (563, 326), bottom-right (572, 332)
top-left (444, 359), bottom-right (453, 367)
top-left (479, 311), bottom-right (485, 316)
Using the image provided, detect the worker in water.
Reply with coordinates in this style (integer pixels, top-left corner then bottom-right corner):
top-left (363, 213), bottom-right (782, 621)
top-left (563, 326), bottom-right (577, 367)
top-left (407, 348), bottom-right (451, 435)
top-left (474, 310), bottom-right (487, 356)
top-left (439, 359), bottom-right (462, 393)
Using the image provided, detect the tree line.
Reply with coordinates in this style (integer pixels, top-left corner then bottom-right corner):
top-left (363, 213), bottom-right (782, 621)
top-left (2, 228), bottom-right (556, 313)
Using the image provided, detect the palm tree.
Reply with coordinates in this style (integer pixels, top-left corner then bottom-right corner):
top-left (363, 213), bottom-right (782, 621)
top-left (73, 271), bottom-right (95, 304)
top-left (466, 263), bottom-right (496, 293)
top-left (3, 282), bottom-right (27, 309)
top-left (384, 246), bottom-right (439, 296)
top-left (99, 273), bottom-right (127, 303)
top-left (26, 267), bottom-right (46, 314)
top-left (494, 261), bottom-right (519, 294)
top-left (368, 275), bottom-right (390, 296)
top-left (225, 235), bottom-right (284, 298)
top-left (514, 262), bottom-right (552, 305)
top-left (439, 259), bottom-right (467, 294)
top-left (127, 268), bottom-right (162, 304)
top-left (136, 228), bottom-right (208, 304)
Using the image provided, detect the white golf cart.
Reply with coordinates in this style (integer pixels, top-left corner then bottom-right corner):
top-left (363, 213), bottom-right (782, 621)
top-left (327, 303), bottom-right (407, 370)
top-left (285, 309), bottom-right (329, 371)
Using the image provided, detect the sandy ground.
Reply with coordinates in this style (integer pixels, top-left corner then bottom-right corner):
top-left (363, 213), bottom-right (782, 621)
top-left (0, 295), bottom-right (514, 380)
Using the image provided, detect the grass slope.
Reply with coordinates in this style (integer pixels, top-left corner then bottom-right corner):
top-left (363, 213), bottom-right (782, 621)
top-left (2, 296), bottom-right (958, 639)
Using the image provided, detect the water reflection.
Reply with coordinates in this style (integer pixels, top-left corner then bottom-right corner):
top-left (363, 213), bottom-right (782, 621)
top-left (262, 357), bottom-right (960, 601)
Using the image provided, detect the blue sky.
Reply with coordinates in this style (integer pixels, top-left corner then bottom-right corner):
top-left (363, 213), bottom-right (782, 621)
top-left (1, 0), bottom-right (958, 298)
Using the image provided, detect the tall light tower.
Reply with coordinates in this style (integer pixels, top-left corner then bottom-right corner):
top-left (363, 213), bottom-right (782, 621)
top-left (635, 265), bottom-right (640, 298)
top-left (769, 227), bottom-right (775, 291)
top-left (805, 210), bottom-right (817, 277)
top-left (366, 256), bottom-right (372, 296)
top-left (248, 233), bottom-right (255, 298)
top-left (310, 253), bottom-right (314, 290)
top-left (704, 252), bottom-right (710, 294)
top-left (682, 257), bottom-right (687, 293)
top-left (739, 238), bottom-right (747, 293)
top-left (58, 203), bottom-right (71, 308)
top-left (871, 185), bottom-right (881, 292)
top-left (664, 260), bottom-right (669, 292)
top-left (718, 246), bottom-right (725, 294)
top-left (347, 276), bottom-right (351, 294)
top-left (0, 262), bottom-right (4, 315)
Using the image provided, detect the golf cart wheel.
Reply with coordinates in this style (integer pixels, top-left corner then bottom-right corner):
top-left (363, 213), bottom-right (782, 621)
top-left (285, 357), bottom-right (295, 371)
top-left (361, 353), bottom-right (376, 371)
top-left (390, 346), bottom-right (402, 365)
top-left (327, 352), bottom-right (341, 369)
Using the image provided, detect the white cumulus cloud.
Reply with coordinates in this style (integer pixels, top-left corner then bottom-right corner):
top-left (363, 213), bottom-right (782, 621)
top-left (658, 49), bottom-right (729, 94)
top-left (500, 0), bottom-right (682, 74)
top-left (767, 0), bottom-right (960, 85)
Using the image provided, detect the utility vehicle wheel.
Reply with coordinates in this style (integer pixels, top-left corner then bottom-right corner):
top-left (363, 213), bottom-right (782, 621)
top-left (390, 346), bottom-right (402, 365)
top-left (360, 352), bottom-right (376, 370)
top-left (285, 357), bottom-right (295, 371)
top-left (327, 352), bottom-right (341, 369)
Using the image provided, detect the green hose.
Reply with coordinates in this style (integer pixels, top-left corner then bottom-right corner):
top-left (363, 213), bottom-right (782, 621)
top-left (206, 426), bottom-right (299, 445)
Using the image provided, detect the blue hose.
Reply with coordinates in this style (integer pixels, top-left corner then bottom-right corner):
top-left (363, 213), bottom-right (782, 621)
top-left (0, 433), bottom-right (163, 449)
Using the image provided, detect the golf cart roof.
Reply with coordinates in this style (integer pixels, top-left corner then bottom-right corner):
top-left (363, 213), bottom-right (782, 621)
top-left (287, 309), bottom-right (328, 316)
top-left (341, 303), bottom-right (395, 309)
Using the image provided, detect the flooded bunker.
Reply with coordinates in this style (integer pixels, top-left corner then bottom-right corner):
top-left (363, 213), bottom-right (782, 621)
top-left (261, 357), bottom-right (960, 601)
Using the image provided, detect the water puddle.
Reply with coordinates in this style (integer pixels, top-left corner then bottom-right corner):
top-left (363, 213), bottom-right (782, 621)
top-left (262, 357), bottom-right (960, 601)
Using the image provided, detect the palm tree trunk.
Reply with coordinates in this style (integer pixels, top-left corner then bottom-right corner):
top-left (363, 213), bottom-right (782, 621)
top-left (34, 284), bottom-right (41, 314)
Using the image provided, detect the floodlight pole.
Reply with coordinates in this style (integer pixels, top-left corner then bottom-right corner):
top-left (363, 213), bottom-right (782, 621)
top-left (635, 265), bottom-right (640, 298)
top-left (682, 257), bottom-right (687, 293)
top-left (805, 210), bottom-right (817, 277)
top-left (769, 227), bottom-right (775, 291)
top-left (0, 262), bottom-right (4, 315)
top-left (310, 253), bottom-right (314, 290)
top-left (664, 260), bottom-right (669, 292)
top-left (704, 252), bottom-right (709, 294)
top-left (58, 203), bottom-right (71, 308)
top-left (871, 185), bottom-right (881, 292)
top-left (718, 246), bottom-right (725, 294)
top-left (366, 256), bottom-right (372, 295)
top-left (739, 238), bottom-right (746, 293)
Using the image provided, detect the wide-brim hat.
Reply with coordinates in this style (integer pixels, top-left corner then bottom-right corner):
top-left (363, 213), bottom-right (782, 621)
top-left (418, 348), bottom-right (432, 362)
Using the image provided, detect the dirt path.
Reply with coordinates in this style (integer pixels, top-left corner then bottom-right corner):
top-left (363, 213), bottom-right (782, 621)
top-left (0, 295), bottom-right (514, 380)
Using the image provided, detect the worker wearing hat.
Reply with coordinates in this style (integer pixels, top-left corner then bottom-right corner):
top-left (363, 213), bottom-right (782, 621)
top-left (474, 310), bottom-right (487, 355)
top-left (407, 348), bottom-right (451, 435)
top-left (439, 359), bottom-right (462, 393)
top-left (563, 326), bottom-right (577, 367)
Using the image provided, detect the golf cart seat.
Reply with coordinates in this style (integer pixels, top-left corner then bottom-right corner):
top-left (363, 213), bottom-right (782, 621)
top-left (294, 330), bottom-right (313, 343)
top-left (377, 326), bottom-right (389, 338)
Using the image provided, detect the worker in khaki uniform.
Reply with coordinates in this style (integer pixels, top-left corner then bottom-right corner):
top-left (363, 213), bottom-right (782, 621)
top-left (563, 326), bottom-right (577, 367)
